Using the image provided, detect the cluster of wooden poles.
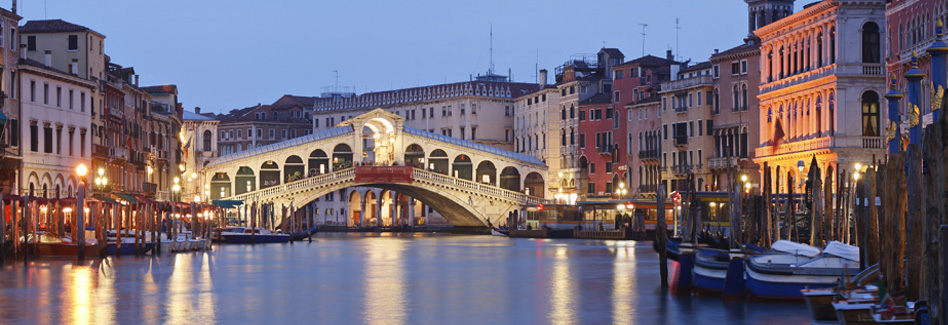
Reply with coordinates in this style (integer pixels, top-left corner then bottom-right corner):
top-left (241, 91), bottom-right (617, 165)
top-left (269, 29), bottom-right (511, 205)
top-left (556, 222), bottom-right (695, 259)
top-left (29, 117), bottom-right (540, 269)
top-left (0, 191), bottom-right (223, 262)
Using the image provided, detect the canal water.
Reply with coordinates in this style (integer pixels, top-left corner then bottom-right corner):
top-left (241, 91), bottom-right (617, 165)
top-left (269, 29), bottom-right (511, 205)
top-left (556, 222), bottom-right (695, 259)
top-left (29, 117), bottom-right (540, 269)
top-left (0, 233), bottom-right (808, 324)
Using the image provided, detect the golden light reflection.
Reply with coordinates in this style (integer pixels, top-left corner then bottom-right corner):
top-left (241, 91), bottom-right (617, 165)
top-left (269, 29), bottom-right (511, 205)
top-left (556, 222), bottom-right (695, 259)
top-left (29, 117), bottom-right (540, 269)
top-left (611, 245), bottom-right (636, 324)
top-left (68, 265), bottom-right (94, 325)
top-left (363, 238), bottom-right (406, 325)
top-left (549, 247), bottom-right (575, 325)
top-left (168, 254), bottom-right (191, 325)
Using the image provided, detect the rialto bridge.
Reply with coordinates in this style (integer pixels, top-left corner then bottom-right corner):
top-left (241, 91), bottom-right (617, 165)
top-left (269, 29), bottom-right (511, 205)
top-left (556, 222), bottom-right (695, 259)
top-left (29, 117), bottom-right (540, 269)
top-left (202, 109), bottom-right (548, 227)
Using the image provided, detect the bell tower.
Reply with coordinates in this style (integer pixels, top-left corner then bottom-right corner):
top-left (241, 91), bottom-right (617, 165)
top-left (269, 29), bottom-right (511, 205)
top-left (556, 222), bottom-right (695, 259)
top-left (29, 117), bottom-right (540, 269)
top-left (745, 0), bottom-right (796, 37)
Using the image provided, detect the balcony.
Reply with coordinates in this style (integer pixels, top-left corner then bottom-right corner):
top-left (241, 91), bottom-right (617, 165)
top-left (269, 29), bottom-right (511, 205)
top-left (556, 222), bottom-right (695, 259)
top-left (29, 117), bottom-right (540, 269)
top-left (708, 156), bottom-right (740, 169)
top-left (639, 149), bottom-right (659, 160)
top-left (674, 136), bottom-right (688, 147)
top-left (93, 144), bottom-right (110, 158)
top-left (755, 136), bottom-right (886, 158)
top-left (638, 184), bottom-right (657, 194)
top-left (599, 144), bottom-right (616, 156)
top-left (660, 75), bottom-right (713, 92)
top-left (143, 182), bottom-right (157, 194)
top-left (110, 146), bottom-right (129, 160)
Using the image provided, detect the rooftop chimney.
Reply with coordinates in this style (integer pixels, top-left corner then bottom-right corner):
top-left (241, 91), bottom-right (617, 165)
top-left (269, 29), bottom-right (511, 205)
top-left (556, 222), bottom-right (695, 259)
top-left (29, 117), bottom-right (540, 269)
top-left (134, 74), bottom-right (139, 86)
top-left (195, 107), bottom-right (201, 115)
top-left (12, 0), bottom-right (16, 14)
top-left (71, 58), bottom-right (79, 75)
top-left (18, 44), bottom-right (26, 60)
top-left (539, 69), bottom-right (548, 87)
top-left (714, 49), bottom-right (719, 54)
top-left (667, 50), bottom-right (673, 60)
top-left (44, 50), bottom-right (51, 67)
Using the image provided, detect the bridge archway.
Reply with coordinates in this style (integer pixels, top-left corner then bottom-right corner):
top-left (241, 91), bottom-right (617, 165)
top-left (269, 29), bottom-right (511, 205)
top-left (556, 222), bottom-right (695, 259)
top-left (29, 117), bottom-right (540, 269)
top-left (333, 144), bottom-right (353, 170)
top-left (429, 149), bottom-right (448, 174)
top-left (235, 166), bottom-right (255, 195)
top-left (452, 154), bottom-right (472, 180)
top-left (284, 155), bottom-right (305, 183)
top-left (524, 172), bottom-right (544, 197)
top-left (476, 160), bottom-right (497, 185)
top-left (404, 144), bottom-right (425, 168)
top-left (308, 149), bottom-right (329, 176)
top-left (364, 190), bottom-right (378, 226)
top-left (211, 172), bottom-right (231, 200)
top-left (260, 160), bottom-right (280, 189)
top-left (348, 190), bottom-right (362, 226)
top-left (499, 166), bottom-right (520, 192)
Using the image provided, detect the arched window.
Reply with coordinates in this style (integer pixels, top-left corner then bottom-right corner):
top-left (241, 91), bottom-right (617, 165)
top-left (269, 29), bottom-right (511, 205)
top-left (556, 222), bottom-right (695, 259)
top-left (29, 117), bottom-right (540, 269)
top-left (816, 96), bottom-right (822, 137)
top-left (861, 91), bottom-right (880, 136)
top-left (829, 92), bottom-right (835, 136)
top-left (741, 84), bottom-right (748, 111)
top-left (733, 85), bottom-right (740, 111)
top-left (830, 27), bottom-right (837, 64)
top-left (570, 105), bottom-right (575, 119)
top-left (817, 31), bottom-right (824, 67)
top-left (203, 130), bottom-right (212, 152)
top-left (862, 22), bottom-right (880, 63)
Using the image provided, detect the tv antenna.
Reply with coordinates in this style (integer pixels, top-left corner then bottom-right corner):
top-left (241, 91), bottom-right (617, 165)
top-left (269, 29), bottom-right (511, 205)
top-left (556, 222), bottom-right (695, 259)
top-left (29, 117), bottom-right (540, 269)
top-left (489, 25), bottom-right (495, 75)
top-left (675, 18), bottom-right (681, 61)
top-left (639, 23), bottom-right (648, 57)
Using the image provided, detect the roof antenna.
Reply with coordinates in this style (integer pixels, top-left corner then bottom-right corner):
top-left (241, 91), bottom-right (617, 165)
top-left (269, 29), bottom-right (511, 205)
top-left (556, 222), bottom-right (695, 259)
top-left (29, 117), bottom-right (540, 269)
top-left (675, 18), bottom-right (681, 61)
top-left (639, 23), bottom-right (648, 57)
top-left (489, 24), bottom-right (494, 75)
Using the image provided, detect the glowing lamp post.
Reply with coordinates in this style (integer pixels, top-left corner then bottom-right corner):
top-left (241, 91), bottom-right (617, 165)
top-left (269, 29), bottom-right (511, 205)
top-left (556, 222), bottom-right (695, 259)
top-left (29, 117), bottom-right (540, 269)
top-left (76, 163), bottom-right (88, 259)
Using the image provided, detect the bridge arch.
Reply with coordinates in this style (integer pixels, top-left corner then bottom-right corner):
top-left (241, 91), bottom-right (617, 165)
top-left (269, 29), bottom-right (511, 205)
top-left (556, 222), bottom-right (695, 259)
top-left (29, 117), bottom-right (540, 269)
top-left (475, 160), bottom-right (497, 185)
top-left (429, 149), bottom-right (449, 174)
top-left (524, 172), bottom-right (544, 197)
top-left (332, 144), bottom-right (353, 170)
top-left (284, 155), bottom-right (305, 183)
top-left (499, 166), bottom-right (520, 191)
top-left (347, 190), bottom-right (362, 226)
top-left (404, 144), bottom-right (425, 168)
top-left (308, 149), bottom-right (329, 176)
top-left (260, 160), bottom-right (281, 189)
top-left (210, 172), bottom-right (231, 200)
top-left (235, 166), bottom-right (255, 194)
top-left (363, 190), bottom-right (378, 226)
top-left (452, 154), bottom-right (473, 180)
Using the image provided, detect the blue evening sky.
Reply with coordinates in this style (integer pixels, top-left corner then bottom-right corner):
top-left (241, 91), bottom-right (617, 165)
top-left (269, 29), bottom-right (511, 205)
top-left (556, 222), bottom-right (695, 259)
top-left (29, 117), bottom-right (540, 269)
top-left (9, 0), bottom-right (808, 114)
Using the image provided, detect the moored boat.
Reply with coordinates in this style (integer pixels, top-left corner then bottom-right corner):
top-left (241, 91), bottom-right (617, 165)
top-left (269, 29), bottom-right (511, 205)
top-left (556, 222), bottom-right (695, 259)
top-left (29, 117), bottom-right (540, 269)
top-left (490, 226), bottom-right (509, 237)
top-left (220, 227), bottom-right (291, 243)
top-left (693, 247), bottom-right (730, 294)
top-left (290, 226), bottom-right (320, 241)
top-left (746, 240), bottom-right (859, 299)
top-left (27, 234), bottom-right (101, 258)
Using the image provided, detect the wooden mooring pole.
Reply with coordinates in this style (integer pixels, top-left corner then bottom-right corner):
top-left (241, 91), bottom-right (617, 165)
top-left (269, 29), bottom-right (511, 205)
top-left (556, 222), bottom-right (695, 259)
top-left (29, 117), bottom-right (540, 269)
top-left (656, 183), bottom-right (668, 289)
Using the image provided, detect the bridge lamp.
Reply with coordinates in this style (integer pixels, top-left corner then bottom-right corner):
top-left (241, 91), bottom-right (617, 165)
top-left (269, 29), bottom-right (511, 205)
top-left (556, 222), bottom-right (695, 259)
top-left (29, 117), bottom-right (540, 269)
top-left (98, 167), bottom-right (105, 177)
top-left (797, 160), bottom-right (805, 173)
top-left (740, 174), bottom-right (748, 183)
top-left (744, 182), bottom-right (752, 194)
top-left (853, 172), bottom-right (861, 182)
top-left (173, 176), bottom-right (180, 184)
top-left (854, 163), bottom-right (863, 172)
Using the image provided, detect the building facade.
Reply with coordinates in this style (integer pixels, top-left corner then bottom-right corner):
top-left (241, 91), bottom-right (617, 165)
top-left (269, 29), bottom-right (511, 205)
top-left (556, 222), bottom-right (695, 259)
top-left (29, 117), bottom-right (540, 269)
top-left (885, 0), bottom-right (948, 122)
top-left (754, 0), bottom-right (888, 193)
top-left (659, 62), bottom-right (716, 192)
top-left (181, 108), bottom-right (218, 203)
top-left (0, 7), bottom-right (21, 196)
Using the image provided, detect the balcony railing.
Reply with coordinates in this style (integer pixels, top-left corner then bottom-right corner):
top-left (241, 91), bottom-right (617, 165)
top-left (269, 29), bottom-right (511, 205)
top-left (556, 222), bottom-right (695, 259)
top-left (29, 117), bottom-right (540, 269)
top-left (660, 75), bottom-right (713, 92)
top-left (639, 149), bottom-right (659, 159)
top-left (111, 147), bottom-right (129, 160)
top-left (674, 136), bottom-right (688, 146)
top-left (755, 136), bottom-right (886, 158)
top-left (143, 182), bottom-right (157, 194)
top-left (708, 156), bottom-right (739, 169)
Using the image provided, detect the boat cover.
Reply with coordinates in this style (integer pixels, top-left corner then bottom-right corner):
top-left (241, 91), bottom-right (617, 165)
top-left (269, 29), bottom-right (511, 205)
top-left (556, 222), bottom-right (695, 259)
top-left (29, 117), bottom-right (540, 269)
top-left (770, 240), bottom-right (820, 257)
top-left (822, 241), bottom-right (859, 261)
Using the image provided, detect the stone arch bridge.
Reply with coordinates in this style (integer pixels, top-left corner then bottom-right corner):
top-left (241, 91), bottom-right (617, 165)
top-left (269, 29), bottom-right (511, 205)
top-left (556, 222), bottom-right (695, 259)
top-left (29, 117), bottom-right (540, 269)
top-left (203, 109), bottom-right (548, 227)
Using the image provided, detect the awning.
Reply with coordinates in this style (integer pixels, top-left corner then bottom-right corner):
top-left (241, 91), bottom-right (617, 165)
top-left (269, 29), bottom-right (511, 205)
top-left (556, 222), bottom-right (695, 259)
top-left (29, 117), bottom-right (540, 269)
top-left (113, 193), bottom-right (139, 205)
top-left (92, 195), bottom-right (118, 204)
top-left (212, 199), bottom-right (243, 209)
top-left (134, 195), bottom-right (157, 205)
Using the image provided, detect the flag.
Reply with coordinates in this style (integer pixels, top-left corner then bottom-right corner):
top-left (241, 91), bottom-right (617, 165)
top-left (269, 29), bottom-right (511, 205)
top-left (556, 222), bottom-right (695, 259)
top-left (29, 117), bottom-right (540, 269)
top-left (182, 136), bottom-right (192, 159)
top-left (772, 118), bottom-right (785, 149)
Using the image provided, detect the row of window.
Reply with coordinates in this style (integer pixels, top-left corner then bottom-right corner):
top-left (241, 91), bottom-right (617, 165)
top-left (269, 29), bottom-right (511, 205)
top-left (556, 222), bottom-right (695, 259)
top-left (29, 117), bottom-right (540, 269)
top-left (28, 80), bottom-right (88, 112)
top-left (25, 121), bottom-right (87, 157)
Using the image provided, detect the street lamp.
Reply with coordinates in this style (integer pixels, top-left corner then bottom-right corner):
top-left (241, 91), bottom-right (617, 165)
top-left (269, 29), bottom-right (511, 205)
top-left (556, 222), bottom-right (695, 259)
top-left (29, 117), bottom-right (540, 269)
top-left (75, 163), bottom-right (88, 259)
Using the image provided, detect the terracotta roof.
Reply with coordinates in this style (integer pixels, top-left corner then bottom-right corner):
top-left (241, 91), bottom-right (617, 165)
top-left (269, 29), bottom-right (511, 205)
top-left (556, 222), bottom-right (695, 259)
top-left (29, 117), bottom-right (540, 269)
top-left (20, 19), bottom-right (102, 36)
top-left (580, 92), bottom-right (612, 104)
top-left (680, 61), bottom-right (712, 73)
top-left (617, 55), bottom-right (678, 67)
top-left (272, 94), bottom-right (319, 110)
top-left (314, 80), bottom-right (538, 112)
top-left (599, 48), bottom-right (624, 58)
top-left (710, 43), bottom-right (759, 61)
top-left (141, 85), bottom-right (178, 95)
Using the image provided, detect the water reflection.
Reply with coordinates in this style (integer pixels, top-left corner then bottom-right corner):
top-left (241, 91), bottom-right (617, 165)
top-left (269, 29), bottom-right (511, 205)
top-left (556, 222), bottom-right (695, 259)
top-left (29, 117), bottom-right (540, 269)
top-left (363, 237), bottom-right (406, 325)
top-left (548, 247), bottom-right (575, 325)
top-left (0, 234), bottom-right (809, 324)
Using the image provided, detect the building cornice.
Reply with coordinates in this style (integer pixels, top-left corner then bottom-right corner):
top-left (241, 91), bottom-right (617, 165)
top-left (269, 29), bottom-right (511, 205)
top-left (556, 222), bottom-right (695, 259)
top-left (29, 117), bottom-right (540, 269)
top-left (755, 1), bottom-right (839, 38)
top-left (19, 64), bottom-right (96, 89)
